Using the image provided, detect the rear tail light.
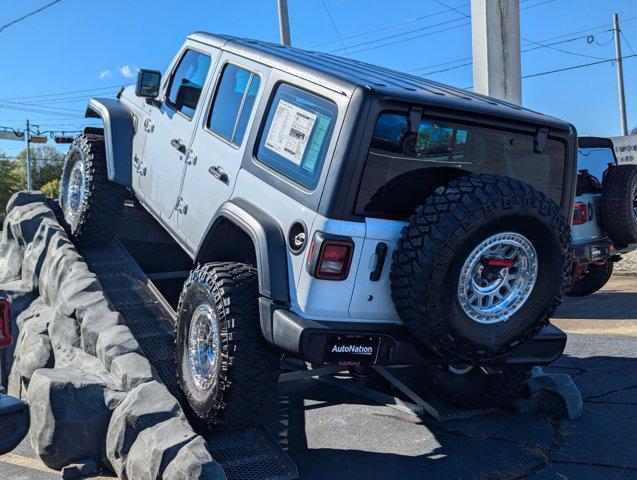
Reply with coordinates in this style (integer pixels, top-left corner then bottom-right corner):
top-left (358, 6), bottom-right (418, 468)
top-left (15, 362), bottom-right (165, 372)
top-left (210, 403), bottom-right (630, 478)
top-left (307, 233), bottom-right (354, 281)
top-left (0, 298), bottom-right (12, 348)
top-left (572, 202), bottom-right (588, 225)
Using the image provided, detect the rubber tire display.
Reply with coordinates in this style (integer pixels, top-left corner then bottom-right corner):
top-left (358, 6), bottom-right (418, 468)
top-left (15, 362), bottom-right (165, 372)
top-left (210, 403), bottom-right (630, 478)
top-left (176, 262), bottom-right (279, 430)
top-left (424, 365), bottom-right (532, 408)
top-left (59, 134), bottom-right (126, 247)
top-left (567, 261), bottom-right (614, 297)
top-left (391, 174), bottom-right (571, 362)
top-left (600, 164), bottom-right (637, 246)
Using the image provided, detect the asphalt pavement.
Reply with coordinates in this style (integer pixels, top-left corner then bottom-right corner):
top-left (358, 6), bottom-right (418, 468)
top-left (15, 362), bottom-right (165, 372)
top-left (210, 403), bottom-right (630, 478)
top-left (1, 276), bottom-right (636, 480)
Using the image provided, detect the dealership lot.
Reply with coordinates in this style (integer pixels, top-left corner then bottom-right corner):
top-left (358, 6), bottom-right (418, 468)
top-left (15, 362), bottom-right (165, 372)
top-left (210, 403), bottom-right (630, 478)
top-left (2, 276), bottom-right (636, 480)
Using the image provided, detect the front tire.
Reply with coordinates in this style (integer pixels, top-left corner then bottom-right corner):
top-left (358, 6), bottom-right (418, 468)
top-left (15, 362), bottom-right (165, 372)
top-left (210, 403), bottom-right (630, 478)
top-left (567, 262), bottom-right (614, 297)
top-left (59, 134), bottom-right (126, 247)
top-left (176, 262), bottom-right (279, 430)
top-left (424, 364), bottom-right (532, 408)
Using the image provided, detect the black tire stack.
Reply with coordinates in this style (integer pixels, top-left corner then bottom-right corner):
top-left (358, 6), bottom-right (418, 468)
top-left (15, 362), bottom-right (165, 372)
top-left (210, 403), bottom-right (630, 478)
top-left (600, 164), bottom-right (637, 247)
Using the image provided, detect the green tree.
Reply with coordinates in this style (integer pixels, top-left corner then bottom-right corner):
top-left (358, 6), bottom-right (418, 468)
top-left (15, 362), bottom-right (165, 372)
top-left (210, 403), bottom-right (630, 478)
top-left (17, 145), bottom-right (65, 191)
top-left (0, 151), bottom-right (24, 215)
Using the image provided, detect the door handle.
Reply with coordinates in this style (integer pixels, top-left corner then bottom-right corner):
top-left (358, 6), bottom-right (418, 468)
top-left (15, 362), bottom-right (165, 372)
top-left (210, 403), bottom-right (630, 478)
top-left (208, 166), bottom-right (228, 183)
top-left (170, 138), bottom-right (187, 154)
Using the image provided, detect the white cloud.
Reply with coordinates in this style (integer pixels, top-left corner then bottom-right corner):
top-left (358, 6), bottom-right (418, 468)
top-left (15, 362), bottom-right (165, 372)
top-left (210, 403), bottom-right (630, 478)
top-left (119, 65), bottom-right (135, 78)
top-left (98, 69), bottom-right (113, 79)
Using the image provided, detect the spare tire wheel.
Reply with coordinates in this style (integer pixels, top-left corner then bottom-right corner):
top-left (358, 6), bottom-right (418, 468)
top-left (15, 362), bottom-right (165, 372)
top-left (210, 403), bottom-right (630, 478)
top-left (600, 164), bottom-right (637, 246)
top-left (391, 174), bottom-right (571, 362)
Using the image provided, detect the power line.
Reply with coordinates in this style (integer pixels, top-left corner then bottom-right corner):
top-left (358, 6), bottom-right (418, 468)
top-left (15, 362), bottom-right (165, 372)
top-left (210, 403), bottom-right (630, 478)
top-left (308, 2), bottom-right (470, 49)
top-left (0, 0), bottom-right (64, 33)
top-left (0, 84), bottom-right (123, 102)
top-left (522, 54), bottom-right (637, 79)
top-left (320, 0), bottom-right (350, 56)
top-left (412, 16), bottom-right (637, 76)
top-left (330, 0), bottom-right (555, 56)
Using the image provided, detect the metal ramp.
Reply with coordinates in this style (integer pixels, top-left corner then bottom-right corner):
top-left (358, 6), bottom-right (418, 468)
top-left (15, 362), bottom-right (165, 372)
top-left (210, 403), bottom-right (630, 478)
top-left (280, 361), bottom-right (494, 422)
top-left (81, 241), bottom-right (298, 480)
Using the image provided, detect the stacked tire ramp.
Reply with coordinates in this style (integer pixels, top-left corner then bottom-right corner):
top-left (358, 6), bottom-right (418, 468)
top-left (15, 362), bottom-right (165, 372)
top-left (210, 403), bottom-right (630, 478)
top-left (0, 191), bottom-right (226, 479)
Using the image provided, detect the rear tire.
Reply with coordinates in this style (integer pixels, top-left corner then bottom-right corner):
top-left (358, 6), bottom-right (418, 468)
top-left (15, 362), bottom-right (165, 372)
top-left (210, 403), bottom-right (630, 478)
top-left (600, 164), bottom-right (637, 246)
top-left (567, 262), bottom-right (614, 297)
top-left (176, 262), bottom-right (279, 430)
top-left (59, 134), bottom-right (126, 247)
top-left (424, 365), bottom-right (532, 408)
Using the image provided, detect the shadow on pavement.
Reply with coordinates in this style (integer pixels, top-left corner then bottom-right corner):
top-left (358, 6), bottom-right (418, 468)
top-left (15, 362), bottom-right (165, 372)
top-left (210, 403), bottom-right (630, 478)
top-left (266, 353), bottom-right (637, 480)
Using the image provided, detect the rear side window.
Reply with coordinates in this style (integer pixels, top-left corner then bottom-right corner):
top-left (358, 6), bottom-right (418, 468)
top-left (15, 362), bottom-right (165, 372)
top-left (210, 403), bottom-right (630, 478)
top-left (257, 84), bottom-right (337, 189)
top-left (208, 64), bottom-right (261, 146)
top-left (166, 49), bottom-right (211, 118)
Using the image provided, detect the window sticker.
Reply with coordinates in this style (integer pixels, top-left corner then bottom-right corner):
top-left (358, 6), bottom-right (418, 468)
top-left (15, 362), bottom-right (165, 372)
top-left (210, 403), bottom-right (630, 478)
top-left (264, 99), bottom-right (317, 166)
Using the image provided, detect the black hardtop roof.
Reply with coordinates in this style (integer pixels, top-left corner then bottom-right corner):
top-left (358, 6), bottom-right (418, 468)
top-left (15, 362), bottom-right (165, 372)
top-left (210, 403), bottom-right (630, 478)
top-left (189, 32), bottom-right (572, 132)
top-left (578, 136), bottom-right (615, 150)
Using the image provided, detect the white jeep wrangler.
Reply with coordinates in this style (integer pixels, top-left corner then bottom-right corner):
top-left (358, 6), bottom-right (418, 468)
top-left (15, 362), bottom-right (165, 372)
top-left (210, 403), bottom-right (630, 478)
top-left (59, 33), bottom-right (575, 429)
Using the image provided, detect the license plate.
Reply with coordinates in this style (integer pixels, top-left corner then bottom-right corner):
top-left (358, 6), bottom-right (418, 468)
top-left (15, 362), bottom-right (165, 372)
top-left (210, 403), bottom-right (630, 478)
top-left (324, 334), bottom-right (381, 365)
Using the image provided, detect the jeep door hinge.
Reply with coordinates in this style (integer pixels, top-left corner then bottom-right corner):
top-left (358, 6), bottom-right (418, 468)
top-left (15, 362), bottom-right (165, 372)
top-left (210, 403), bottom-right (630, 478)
top-left (143, 118), bottom-right (155, 133)
top-left (175, 196), bottom-right (188, 215)
top-left (184, 151), bottom-right (197, 166)
top-left (133, 155), bottom-right (147, 176)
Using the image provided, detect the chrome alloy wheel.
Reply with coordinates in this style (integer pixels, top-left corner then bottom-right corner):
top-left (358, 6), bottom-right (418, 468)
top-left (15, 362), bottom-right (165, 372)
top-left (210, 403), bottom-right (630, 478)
top-left (64, 156), bottom-right (86, 220)
top-left (188, 303), bottom-right (221, 391)
top-left (458, 232), bottom-right (538, 325)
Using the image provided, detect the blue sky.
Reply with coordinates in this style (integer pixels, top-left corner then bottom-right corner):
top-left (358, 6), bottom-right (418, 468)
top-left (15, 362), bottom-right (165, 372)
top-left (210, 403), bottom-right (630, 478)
top-left (1, 0), bottom-right (636, 157)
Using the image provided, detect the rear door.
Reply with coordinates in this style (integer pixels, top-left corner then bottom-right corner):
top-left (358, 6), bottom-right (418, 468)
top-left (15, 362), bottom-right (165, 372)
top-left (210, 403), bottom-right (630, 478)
top-left (139, 47), bottom-right (217, 228)
top-left (177, 54), bottom-right (269, 249)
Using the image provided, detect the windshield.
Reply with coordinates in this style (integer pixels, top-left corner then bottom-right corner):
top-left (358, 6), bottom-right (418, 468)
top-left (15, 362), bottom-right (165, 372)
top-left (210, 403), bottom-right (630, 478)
top-left (355, 113), bottom-right (566, 220)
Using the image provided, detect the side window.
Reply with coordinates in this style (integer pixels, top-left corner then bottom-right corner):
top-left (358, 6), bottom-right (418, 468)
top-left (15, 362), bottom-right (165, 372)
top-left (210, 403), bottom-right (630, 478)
top-left (256, 84), bottom-right (337, 189)
top-left (166, 49), bottom-right (212, 118)
top-left (208, 64), bottom-right (261, 146)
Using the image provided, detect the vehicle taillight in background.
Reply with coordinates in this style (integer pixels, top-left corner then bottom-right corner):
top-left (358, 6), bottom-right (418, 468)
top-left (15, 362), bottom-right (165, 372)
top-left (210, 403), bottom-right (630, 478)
top-left (572, 202), bottom-right (588, 225)
top-left (0, 298), bottom-right (12, 348)
top-left (307, 233), bottom-right (354, 281)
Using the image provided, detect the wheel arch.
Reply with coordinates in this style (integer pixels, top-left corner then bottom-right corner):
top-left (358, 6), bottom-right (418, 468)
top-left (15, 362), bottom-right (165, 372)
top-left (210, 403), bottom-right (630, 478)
top-left (195, 198), bottom-right (290, 303)
top-left (84, 98), bottom-right (134, 187)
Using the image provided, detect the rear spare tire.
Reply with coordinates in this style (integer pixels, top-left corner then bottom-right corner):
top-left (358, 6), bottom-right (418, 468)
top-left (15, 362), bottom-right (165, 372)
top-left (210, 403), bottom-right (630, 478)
top-left (391, 174), bottom-right (571, 362)
top-left (59, 134), bottom-right (126, 247)
top-left (567, 261), bottom-right (613, 297)
top-left (600, 164), bottom-right (637, 246)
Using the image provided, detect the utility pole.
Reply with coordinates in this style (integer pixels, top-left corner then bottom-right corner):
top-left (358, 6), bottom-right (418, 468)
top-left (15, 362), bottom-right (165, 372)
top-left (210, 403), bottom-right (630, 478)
top-left (25, 119), bottom-right (33, 190)
top-left (613, 13), bottom-right (628, 136)
top-left (471, 0), bottom-right (522, 105)
top-left (277, 0), bottom-right (292, 46)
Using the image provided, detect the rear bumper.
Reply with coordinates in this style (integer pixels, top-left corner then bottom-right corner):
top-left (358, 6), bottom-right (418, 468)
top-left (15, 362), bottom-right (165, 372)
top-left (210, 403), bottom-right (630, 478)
top-left (260, 300), bottom-right (566, 366)
top-left (572, 238), bottom-right (613, 263)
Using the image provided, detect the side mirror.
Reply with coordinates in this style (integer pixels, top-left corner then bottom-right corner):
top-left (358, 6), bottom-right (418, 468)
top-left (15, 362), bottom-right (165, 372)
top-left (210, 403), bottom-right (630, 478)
top-left (135, 69), bottom-right (161, 98)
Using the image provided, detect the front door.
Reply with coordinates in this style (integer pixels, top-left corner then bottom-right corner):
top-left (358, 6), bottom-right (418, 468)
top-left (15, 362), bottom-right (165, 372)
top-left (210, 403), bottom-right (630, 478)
top-left (139, 47), bottom-right (216, 227)
top-left (177, 55), bottom-right (269, 249)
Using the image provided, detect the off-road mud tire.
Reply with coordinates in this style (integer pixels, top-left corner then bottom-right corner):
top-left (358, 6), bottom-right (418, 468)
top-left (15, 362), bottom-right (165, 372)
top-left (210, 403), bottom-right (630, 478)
top-left (391, 174), bottom-right (571, 362)
top-left (600, 164), bottom-right (637, 246)
top-left (176, 262), bottom-right (279, 430)
top-left (567, 261), bottom-right (614, 297)
top-left (424, 365), bottom-right (532, 408)
top-left (59, 134), bottom-right (126, 247)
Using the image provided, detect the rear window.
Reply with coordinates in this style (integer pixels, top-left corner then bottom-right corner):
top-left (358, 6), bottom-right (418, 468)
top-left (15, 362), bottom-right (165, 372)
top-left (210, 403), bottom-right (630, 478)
top-left (256, 84), bottom-right (337, 189)
top-left (577, 146), bottom-right (615, 189)
top-left (356, 113), bottom-right (566, 220)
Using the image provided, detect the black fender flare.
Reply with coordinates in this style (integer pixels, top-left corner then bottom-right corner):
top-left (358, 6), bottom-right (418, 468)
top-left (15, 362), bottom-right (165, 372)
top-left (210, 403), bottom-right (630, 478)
top-left (195, 198), bottom-right (290, 303)
top-left (85, 98), bottom-right (134, 187)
